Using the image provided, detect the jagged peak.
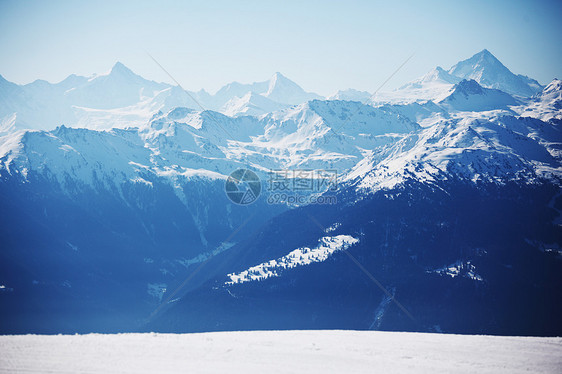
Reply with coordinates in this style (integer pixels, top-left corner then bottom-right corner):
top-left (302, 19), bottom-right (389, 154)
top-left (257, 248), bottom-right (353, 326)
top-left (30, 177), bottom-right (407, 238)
top-left (109, 61), bottom-right (135, 76)
top-left (447, 49), bottom-right (543, 97)
top-left (533, 78), bottom-right (562, 103)
top-left (477, 48), bottom-right (493, 57)
top-left (267, 72), bottom-right (299, 89)
top-left (452, 49), bottom-right (505, 71)
top-left (473, 49), bottom-right (499, 62)
top-left (543, 78), bottom-right (561, 92)
top-left (264, 72), bottom-right (322, 105)
top-left (399, 66), bottom-right (460, 91)
top-left (423, 66), bottom-right (460, 82)
top-left (453, 79), bottom-right (485, 95)
top-left (270, 71), bottom-right (289, 81)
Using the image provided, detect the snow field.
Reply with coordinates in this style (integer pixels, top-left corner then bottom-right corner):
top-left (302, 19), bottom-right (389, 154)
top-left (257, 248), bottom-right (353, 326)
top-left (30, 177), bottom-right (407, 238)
top-left (1, 330), bottom-right (560, 374)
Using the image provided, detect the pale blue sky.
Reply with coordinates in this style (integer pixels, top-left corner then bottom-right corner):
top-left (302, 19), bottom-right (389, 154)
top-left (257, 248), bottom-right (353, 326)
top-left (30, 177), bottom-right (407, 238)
top-left (0, 0), bottom-right (560, 95)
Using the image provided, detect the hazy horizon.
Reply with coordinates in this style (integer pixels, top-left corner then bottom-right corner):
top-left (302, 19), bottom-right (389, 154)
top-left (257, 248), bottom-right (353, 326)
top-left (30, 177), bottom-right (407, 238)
top-left (1, 0), bottom-right (561, 96)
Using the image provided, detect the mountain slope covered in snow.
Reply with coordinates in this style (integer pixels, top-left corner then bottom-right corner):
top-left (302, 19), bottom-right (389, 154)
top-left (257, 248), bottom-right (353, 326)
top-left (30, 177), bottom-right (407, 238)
top-left (520, 79), bottom-right (562, 122)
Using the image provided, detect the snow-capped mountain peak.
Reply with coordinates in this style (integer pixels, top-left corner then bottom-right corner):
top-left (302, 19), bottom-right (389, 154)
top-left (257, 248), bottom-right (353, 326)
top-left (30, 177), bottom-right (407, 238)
top-left (541, 78), bottom-right (561, 97)
top-left (269, 71), bottom-right (288, 84)
top-left (266, 72), bottom-right (290, 94)
top-left (449, 79), bottom-right (485, 95)
top-left (221, 92), bottom-right (288, 117)
top-left (108, 61), bottom-right (137, 77)
top-left (375, 66), bottom-right (461, 104)
top-left (408, 66), bottom-right (461, 87)
top-left (264, 72), bottom-right (322, 105)
top-left (438, 79), bottom-right (519, 112)
top-left (448, 49), bottom-right (507, 78)
top-left (448, 49), bottom-right (542, 97)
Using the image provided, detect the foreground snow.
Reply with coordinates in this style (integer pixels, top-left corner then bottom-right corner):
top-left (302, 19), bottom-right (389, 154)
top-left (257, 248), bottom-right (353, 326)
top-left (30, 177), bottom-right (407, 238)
top-left (0, 330), bottom-right (560, 374)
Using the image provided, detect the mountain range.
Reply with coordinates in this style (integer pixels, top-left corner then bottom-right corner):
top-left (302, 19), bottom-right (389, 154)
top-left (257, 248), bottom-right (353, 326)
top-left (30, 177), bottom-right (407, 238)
top-left (0, 49), bottom-right (545, 133)
top-left (0, 67), bottom-right (322, 132)
top-left (0, 50), bottom-right (560, 335)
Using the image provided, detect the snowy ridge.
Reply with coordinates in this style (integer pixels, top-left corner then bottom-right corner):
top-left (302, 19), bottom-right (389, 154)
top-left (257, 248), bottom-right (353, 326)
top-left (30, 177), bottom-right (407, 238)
top-left (0, 99), bottom-right (421, 203)
top-left (345, 113), bottom-right (562, 194)
top-left (327, 88), bottom-right (372, 102)
top-left (226, 235), bottom-right (359, 284)
top-left (0, 49), bottom-right (560, 201)
top-left (1, 92), bottom-right (560, 204)
top-left (381, 67), bottom-right (461, 103)
top-left (220, 92), bottom-right (288, 117)
top-left (519, 79), bottom-right (562, 122)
